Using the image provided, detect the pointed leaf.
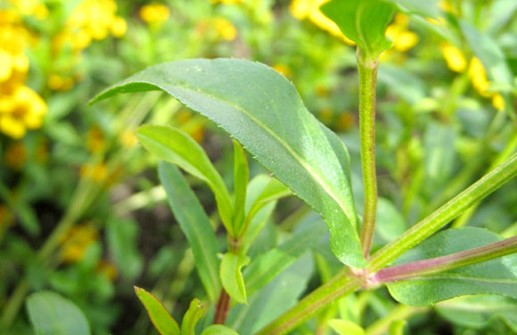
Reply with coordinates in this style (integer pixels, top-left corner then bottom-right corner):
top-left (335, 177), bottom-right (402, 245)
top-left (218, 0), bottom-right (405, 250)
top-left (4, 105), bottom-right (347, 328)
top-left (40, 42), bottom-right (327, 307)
top-left (26, 291), bottom-right (91, 335)
top-left (91, 58), bottom-right (364, 267)
top-left (139, 125), bottom-right (233, 234)
top-left (387, 228), bottom-right (517, 306)
top-left (322, 0), bottom-right (395, 59)
top-left (181, 299), bottom-right (207, 335)
top-left (134, 287), bottom-right (180, 335)
top-left (201, 325), bottom-right (239, 335)
top-left (159, 162), bottom-right (221, 301)
top-left (221, 252), bottom-right (250, 304)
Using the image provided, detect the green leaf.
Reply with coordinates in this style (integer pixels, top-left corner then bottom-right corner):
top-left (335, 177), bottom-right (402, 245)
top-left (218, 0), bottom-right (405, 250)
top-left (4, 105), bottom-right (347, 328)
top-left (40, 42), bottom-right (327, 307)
top-left (201, 325), bottom-right (239, 335)
top-left (244, 223), bottom-right (326, 296)
top-left (106, 218), bottom-right (143, 280)
top-left (436, 296), bottom-right (517, 331)
top-left (322, 0), bottom-right (395, 59)
top-left (382, 0), bottom-right (440, 18)
top-left (91, 58), bottom-right (364, 267)
top-left (134, 287), bottom-right (180, 335)
top-left (221, 252), bottom-right (250, 304)
top-left (159, 162), bottom-right (221, 301)
top-left (232, 140), bottom-right (249, 236)
top-left (387, 227), bottom-right (517, 306)
top-left (138, 125), bottom-right (233, 234)
top-left (389, 319), bottom-right (407, 335)
top-left (328, 319), bottom-right (365, 335)
top-left (227, 253), bottom-right (314, 334)
top-left (26, 291), bottom-right (91, 335)
top-left (181, 298), bottom-right (207, 335)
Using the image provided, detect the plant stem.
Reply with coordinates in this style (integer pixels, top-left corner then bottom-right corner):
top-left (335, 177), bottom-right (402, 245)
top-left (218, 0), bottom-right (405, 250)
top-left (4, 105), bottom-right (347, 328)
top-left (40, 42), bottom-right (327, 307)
top-left (255, 270), bottom-right (361, 335)
top-left (214, 289), bottom-right (230, 324)
top-left (368, 152), bottom-right (517, 273)
top-left (357, 49), bottom-right (379, 258)
top-left (372, 236), bottom-right (517, 284)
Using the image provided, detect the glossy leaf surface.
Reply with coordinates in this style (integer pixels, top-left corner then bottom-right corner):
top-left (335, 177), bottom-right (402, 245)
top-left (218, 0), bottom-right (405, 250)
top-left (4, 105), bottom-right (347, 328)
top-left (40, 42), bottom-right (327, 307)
top-left (92, 58), bottom-right (364, 267)
top-left (387, 228), bottom-right (517, 306)
top-left (159, 162), bottom-right (221, 301)
top-left (134, 287), bottom-right (180, 335)
top-left (26, 291), bottom-right (91, 335)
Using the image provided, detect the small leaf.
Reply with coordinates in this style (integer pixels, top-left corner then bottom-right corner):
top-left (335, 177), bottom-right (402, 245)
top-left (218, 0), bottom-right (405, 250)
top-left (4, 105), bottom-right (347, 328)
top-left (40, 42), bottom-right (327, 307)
top-left (91, 58), bottom-right (364, 267)
top-left (181, 298), bottom-right (207, 335)
top-left (387, 228), bottom-right (517, 306)
top-left (26, 291), bottom-right (91, 335)
top-left (221, 252), bottom-right (250, 304)
top-left (138, 125), bottom-right (233, 234)
top-left (159, 162), bottom-right (221, 301)
top-left (201, 325), bottom-right (239, 335)
top-left (328, 319), bottom-right (365, 335)
top-left (232, 140), bottom-right (249, 236)
top-left (322, 0), bottom-right (395, 59)
top-left (389, 319), bottom-right (407, 335)
top-left (134, 287), bottom-right (180, 335)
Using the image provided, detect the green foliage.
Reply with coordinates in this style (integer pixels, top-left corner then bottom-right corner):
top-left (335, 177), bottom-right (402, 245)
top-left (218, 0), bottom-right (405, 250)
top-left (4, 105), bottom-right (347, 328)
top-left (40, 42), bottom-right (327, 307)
top-left (158, 162), bottom-right (221, 302)
top-left (26, 291), bottom-right (91, 335)
top-left (322, 0), bottom-right (395, 59)
top-left (220, 253), bottom-right (250, 304)
top-left (92, 58), bottom-right (364, 268)
top-left (387, 228), bottom-right (517, 305)
top-left (134, 287), bottom-right (180, 335)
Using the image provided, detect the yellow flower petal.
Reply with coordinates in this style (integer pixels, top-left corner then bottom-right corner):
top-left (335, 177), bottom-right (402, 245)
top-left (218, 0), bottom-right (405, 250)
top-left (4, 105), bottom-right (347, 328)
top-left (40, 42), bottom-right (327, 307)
top-left (440, 43), bottom-right (467, 73)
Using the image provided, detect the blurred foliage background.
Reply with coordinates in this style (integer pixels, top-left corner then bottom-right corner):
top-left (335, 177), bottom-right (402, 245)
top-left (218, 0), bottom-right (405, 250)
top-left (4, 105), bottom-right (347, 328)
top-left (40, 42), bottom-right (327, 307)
top-left (0, 0), bottom-right (516, 334)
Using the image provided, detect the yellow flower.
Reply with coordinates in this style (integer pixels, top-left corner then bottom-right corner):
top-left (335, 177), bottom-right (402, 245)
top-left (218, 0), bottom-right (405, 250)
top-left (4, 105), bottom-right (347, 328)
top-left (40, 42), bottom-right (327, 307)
top-left (48, 74), bottom-right (75, 91)
top-left (440, 42), bottom-right (467, 73)
top-left (273, 64), bottom-right (292, 78)
top-left (213, 17), bottom-right (237, 41)
top-left (139, 4), bottom-right (170, 25)
top-left (60, 224), bottom-right (98, 263)
top-left (385, 14), bottom-right (419, 52)
top-left (80, 163), bottom-right (109, 183)
top-left (492, 94), bottom-right (505, 111)
top-left (0, 85), bottom-right (47, 139)
top-left (468, 57), bottom-right (491, 97)
top-left (9, 0), bottom-right (48, 19)
top-left (290, 0), bottom-right (354, 45)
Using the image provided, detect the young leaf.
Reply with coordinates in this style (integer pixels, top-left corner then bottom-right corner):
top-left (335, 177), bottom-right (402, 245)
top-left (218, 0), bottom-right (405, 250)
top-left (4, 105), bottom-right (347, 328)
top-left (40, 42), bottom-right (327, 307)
top-left (232, 140), bottom-right (249, 236)
top-left (26, 291), bottom-right (91, 335)
top-left (328, 319), bottom-right (365, 335)
top-left (139, 125), bottom-right (234, 234)
top-left (181, 299), bottom-right (207, 335)
top-left (386, 228), bottom-right (517, 306)
top-left (321, 0), bottom-right (395, 60)
top-left (134, 287), bottom-right (180, 335)
top-left (201, 325), bottom-right (239, 335)
top-left (220, 252), bottom-right (250, 304)
top-left (91, 58), bottom-right (364, 267)
top-left (159, 162), bottom-right (221, 301)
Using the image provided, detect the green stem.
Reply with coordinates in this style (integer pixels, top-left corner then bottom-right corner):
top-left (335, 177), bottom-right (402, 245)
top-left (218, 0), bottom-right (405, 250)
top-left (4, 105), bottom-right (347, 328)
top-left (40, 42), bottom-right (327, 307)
top-left (368, 152), bottom-right (517, 273)
top-left (372, 236), bottom-right (517, 284)
top-left (255, 270), bottom-right (361, 335)
top-left (357, 49), bottom-right (379, 258)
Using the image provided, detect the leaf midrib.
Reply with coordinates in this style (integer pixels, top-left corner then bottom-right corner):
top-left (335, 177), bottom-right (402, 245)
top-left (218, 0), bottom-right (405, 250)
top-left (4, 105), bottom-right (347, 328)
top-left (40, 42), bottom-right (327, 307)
top-left (155, 80), bottom-right (354, 223)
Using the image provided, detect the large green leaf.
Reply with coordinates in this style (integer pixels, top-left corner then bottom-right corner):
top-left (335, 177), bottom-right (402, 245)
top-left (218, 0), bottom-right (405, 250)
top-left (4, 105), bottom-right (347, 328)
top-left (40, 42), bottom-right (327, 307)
top-left (158, 162), bottom-right (221, 301)
top-left (92, 58), bottom-right (364, 267)
top-left (138, 125), bottom-right (233, 234)
top-left (387, 228), bottom-right (517, 306)
top-left (382, 0), bottom-right (440, 18)
top-left (134, 287), bottom-right (180, 335)
top-left (322, 0), bottom-right (395, 59)
top-left (232, 140), bottom-right (249, 236)
top-left (26, 291), bottom-right (91, 335)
